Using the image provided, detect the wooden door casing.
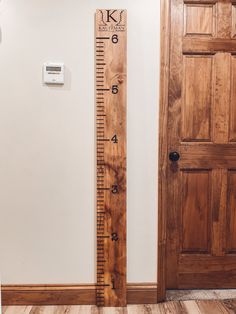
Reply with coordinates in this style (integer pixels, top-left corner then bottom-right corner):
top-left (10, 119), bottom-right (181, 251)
top-left (166, 0), bottom-right (236, 289)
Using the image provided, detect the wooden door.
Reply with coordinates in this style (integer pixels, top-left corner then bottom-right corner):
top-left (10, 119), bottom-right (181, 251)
top-left (166, 0), bottom-right (236, 289)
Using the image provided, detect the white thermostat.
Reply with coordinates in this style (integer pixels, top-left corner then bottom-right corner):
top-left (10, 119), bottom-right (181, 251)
top-left (43, 62), bottom-right (64, 84)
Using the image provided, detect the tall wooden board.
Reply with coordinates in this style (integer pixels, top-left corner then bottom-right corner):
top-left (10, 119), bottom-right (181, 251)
top-left (95, 9), bottom-right (127, 307)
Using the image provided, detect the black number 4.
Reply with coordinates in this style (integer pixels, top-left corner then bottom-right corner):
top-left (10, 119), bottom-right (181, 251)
top-left (111, 134), bottom-right (118, 143)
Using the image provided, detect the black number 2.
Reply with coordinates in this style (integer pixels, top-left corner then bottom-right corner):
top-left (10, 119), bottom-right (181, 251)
top-left (111, 233), bottom-right (119, 241)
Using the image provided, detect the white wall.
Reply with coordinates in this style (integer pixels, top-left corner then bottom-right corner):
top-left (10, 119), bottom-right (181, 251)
top-left (0, 0), bottom-right (159, 284)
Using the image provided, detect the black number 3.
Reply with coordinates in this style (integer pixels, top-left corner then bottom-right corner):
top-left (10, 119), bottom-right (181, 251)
top-left (111, 185), bottom-right (118, 194)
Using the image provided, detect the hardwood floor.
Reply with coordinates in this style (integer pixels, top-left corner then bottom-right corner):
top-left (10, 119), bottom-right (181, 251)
top-left (166, 289), bottom-right (236, 301)
top-left (3, 301), bottom-right (236, 314)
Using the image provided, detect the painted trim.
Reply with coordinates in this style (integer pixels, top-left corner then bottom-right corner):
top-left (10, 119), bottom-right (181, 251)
top-left (158, 0), bottom-right (171, 301)
top-left (2, 283), bottom-right (157, 305)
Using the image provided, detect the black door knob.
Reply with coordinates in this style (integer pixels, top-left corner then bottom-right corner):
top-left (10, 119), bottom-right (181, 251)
top-left (169, 151), bottom-right (180, 162)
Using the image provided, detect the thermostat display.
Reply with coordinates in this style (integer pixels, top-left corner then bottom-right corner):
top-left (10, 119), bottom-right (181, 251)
top-left (43, 62), bottom-right (64, 84)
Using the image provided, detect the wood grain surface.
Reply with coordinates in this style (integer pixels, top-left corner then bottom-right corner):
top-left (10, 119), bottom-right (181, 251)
top-left (2, 283), bottom-right (157, 306)
top-left (3, 300), bottom-right (236, 313)
top-left (162, 0), bottom-right (236, 289)
top-left (95, 9), bottom-right (127, 307)
top-left (158, 0), bottom-right (171, 301)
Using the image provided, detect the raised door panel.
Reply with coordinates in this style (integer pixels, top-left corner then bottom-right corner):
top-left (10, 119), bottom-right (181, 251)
top-left (181, 170), bottom-right (211, 253)
top-left (232, 5), bottom-right (236, 38)
top-left (226, 170), bottom-right (236, 254)
top-left (216, 1), bottom-right (232, 38)
top-left (184, 3), bottom-right (216, 36)
top-left (230, 56), bottom-right (236, 141)
top-left (182, 56), bottom-right (212, 141)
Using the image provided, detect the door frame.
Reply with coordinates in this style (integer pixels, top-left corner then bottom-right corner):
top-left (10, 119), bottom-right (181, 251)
top-left (157, 0), bottom-right (171, 302)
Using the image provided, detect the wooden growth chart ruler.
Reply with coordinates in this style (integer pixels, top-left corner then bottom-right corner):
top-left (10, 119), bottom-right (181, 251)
top-left (95, 9), bottom-right (127, 307)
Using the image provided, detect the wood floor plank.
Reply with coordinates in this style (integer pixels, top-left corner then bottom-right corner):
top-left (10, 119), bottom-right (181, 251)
top-left (29, 306), bottom-right (98, 314)
top-left (158, 301), bottom-right (187, 314)
top-left (196, 301), bottom-right (231, 314)
top-left (28, 306), bottom-right (46, 314)
top-left (99, 307), bottom-right (127, 314)
top-left (3, 301), bottom-right (236, 313)
top-left (221, 300), bottom-right (236, 313)
top-left (3, 306), bottom-right (33, 314)
top-left (30, 306), bottom-right (58, 314)
top-left (128, 304), bottom-right (162, 314)
top-left (77, 306), bottom-right (98, 314)
top-left (182, 301), bottom-right (202, 314)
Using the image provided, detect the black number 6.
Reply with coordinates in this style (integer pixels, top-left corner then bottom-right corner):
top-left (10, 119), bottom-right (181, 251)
top-left (112, 85), bottom-right (119, 94)
top-left (112, 34), bottom-right (119, 44)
